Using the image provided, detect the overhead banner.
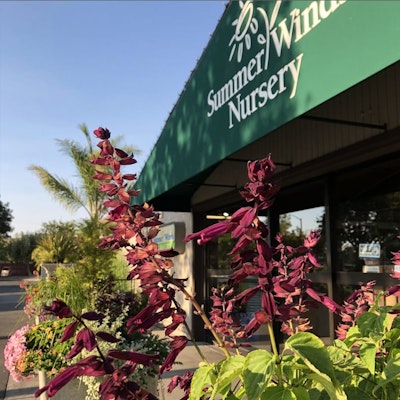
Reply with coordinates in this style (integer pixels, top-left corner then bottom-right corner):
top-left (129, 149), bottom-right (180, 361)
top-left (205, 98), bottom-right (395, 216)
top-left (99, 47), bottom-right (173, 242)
top-left (137, 0), bottom-right (400, 203)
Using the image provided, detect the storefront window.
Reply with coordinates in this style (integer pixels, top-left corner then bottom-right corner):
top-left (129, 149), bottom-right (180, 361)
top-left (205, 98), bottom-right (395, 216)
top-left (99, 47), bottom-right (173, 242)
top-left (279, 207), bottom-right (331, 337)
top-left (279, 207), bottom-right (326, 269)
top-left (336, 191), bottom-right (400, 273)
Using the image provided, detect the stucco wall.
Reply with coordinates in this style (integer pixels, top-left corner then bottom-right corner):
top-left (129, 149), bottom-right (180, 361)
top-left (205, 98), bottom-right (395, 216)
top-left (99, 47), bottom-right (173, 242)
top-left (158, 211), bottom-right (194, 333)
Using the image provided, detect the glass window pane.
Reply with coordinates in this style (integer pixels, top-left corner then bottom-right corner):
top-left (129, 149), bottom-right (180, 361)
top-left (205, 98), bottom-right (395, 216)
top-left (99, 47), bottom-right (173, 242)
top-left (335, 191), bottom-right (400, 272)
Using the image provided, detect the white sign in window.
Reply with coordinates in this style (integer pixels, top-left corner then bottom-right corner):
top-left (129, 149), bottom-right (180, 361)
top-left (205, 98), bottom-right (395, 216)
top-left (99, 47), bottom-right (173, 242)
top-left (359, 243), bottom-right (381, 259)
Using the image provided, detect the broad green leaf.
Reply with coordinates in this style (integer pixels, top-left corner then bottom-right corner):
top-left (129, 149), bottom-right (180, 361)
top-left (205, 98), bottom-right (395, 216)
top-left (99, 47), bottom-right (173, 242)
top-left (357, 312), bottom-right (388, 337)
top-left (374, 351), bottom-right (400, 393)
top-left (210, 355), bottom-right (245, 399)
top-left (330, 340), bottom-right (349, 350)
top-left (343, 326), bottom-right (361, 347)
top-left (285, 333), bottom-right (336, 382)
top-left (384, 328), bottom-right (400, 351)
top-left (293, 386), bottom-right (310, 400)
top-left (391, 316), bottom-right (400, 329)
top-left (344, 387), bottom-right (374, 400)
top-left (307, 373), bottom-right (347, 400)
top-left (326, 341), bottom-right (360, 370)
top-left (189, 363), bottom-right (216, 400)
top-left (309, 388), bottom-right (323, 400)
top-left (359, 342), bottom-right (376, 375)
top-left (260, 386), bottom-right (297, 400)
top-left (243, 349), bottom-right (275, 400)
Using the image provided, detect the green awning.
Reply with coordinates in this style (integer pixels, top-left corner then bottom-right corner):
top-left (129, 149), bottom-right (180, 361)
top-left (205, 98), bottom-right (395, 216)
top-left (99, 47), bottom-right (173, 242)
top-left (136, 0), bottom-right (400, 207)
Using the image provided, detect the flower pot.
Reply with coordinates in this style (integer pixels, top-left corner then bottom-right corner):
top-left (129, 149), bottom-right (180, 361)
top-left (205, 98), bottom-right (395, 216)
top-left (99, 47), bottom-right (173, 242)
top-left (52, 379), bottom-right (87, 400)
top-left (37, 371), bottom-right (87, 400)
top-left (146, 376), bottom-right (159, 397)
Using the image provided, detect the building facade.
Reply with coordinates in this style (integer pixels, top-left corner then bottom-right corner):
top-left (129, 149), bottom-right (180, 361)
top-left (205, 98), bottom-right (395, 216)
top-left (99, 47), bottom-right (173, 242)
top-left (137, 1), bottom-right (400, 340)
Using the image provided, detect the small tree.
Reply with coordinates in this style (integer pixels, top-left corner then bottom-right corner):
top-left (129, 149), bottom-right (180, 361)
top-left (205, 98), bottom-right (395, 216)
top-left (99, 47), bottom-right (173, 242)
top-left (0, 197), bottom-right (13, 237)
top-left (31, 221), bottom-right (81, 267)
top-left (0, 197), bottom-right (13, 261)
top-left (7, 232), bottom-right (41, 263)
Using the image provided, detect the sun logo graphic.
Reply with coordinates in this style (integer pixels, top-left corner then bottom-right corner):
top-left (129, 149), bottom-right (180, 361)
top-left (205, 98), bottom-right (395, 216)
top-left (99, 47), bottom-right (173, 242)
top-left (228, 0), bottom-right (282, 70)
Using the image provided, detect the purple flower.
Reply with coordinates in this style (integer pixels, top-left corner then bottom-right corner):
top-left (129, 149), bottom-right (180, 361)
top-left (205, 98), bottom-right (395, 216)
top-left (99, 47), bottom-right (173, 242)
top-left (35, 356), bottom-right (106, 398)
top-left (160, 336), bottom-right (188, 374)
top-left (185, 221), bottom-right (233, 245)
top-left (66, 328), bottom-right (97, 359)
top-left (93, 127), bottom-right (111, 139)
top-left (168, 371), bottom-right (193, 400)
top-left (43, 299), bottom-right (73, 319)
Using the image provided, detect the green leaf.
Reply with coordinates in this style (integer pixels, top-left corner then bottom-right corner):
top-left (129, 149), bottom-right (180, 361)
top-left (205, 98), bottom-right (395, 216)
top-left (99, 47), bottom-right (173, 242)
top-left (210, 355), bottom-right (245, 399)
top-left (391, 316), bottom-right (400, 329)
top-left (374, 351), bottom-right (400, 393)
top-left (309, 388), bottom-right (323, 400)
top-left (326, 343), bottom-right (363, 374)
top-left (344, 386), bottom-right (374, 400)
top-left (260, 386), bottom-right (297, 400)
top-left (343, 326), bottom-right (361, 347)
top-left (243, 349), bottom-right (275, 399)
top-left (189, 363), bottom-right (216, 400)
top-left (239, 350), bottom-right (275, 399)
top-left (359, 342), bottom-right (376, 375)
top-left (383, 328), bottom-right (400, 351)
top-left (293, 386), bottom-right (310, 400)
top-left (357, 312), bottom-right (388, 337)
top-left (285, 333), bottom-right (336, 382)
top-left (306, 373), bottom-right (347, 400)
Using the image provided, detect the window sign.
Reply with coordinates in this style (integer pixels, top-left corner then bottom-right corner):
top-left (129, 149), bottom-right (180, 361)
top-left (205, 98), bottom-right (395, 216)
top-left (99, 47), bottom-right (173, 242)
top-left (153, 222), bottom-right (186, 254)
top-left (359, 243), bottom-right (381, 259)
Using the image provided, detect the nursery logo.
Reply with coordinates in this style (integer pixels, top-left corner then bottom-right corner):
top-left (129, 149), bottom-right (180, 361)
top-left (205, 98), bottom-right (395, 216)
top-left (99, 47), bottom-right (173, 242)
top-left (207, 0), bottom-right (347, 129)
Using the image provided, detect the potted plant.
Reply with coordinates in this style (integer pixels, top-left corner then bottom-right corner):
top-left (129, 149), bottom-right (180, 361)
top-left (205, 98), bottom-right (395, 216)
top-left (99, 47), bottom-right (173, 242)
top-left (78, 292), bottom-right (169, 399)
top-left (4, 318), bottom-right (74, 381)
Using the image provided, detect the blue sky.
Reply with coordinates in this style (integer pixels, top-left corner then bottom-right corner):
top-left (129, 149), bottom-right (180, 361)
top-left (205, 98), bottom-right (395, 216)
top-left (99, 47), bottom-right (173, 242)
top-left (0, 1), bottom-right (227, 235)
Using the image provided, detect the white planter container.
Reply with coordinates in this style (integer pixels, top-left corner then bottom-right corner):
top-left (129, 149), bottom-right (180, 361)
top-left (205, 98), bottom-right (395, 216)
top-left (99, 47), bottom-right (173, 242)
top-left (37, 371), bottom-right (86, 400)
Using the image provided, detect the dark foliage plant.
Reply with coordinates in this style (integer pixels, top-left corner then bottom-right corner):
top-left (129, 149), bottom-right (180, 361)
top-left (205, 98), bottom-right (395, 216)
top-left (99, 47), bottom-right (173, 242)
top-left (35, 127), bottom-right (400, 400)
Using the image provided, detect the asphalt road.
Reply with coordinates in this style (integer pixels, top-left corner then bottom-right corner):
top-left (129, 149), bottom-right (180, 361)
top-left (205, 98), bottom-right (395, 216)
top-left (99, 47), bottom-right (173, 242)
top-left (0, 277), bottom-right (28, 400)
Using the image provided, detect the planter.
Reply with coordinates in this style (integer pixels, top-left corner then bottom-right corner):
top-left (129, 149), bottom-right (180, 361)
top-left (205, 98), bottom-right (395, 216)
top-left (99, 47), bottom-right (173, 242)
top-left (146, 376), bottom-right (159, 397)
top-left (52, 379), bottom-right (87, 400)
top-left (37, 371), bottom-right (87, 400)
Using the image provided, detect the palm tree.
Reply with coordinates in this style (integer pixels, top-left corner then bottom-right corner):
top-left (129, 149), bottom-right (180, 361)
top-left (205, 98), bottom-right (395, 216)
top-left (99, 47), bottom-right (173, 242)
top-left (30, 124), bottom-right (105, 221)
top-left (29, 124), bottom-right (140, 286)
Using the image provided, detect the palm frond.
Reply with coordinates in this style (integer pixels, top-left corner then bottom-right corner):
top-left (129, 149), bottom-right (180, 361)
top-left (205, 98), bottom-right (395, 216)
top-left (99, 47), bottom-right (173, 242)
top-left (29, 165), bottom-right (89, 214)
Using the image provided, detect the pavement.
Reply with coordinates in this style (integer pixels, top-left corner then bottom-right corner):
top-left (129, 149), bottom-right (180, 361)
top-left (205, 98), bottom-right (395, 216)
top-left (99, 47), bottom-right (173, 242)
top-left (0, 276), bottom-right (267, 400)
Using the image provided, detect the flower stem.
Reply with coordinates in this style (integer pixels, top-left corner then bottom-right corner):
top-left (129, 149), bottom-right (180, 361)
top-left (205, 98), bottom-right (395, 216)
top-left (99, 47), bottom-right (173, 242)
top-left (267, 321), bottom-right (282, 385)
top-left (267, 322), bottom-right (279, 358)
top-left (179, 286), bottom-right (231, 359)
